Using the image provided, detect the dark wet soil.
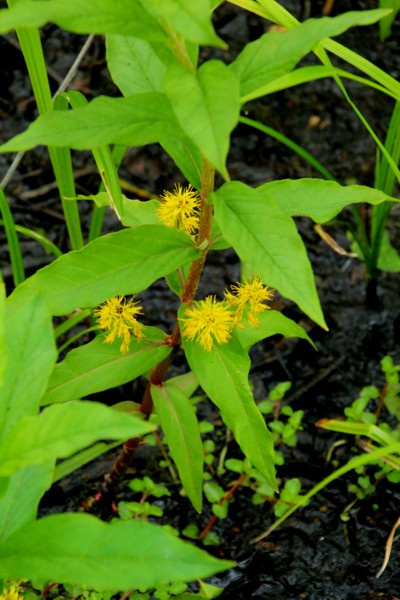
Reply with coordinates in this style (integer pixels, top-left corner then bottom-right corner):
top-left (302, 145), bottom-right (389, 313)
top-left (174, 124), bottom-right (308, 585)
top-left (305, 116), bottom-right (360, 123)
top-left (1, 1), bottom-right (400, 598)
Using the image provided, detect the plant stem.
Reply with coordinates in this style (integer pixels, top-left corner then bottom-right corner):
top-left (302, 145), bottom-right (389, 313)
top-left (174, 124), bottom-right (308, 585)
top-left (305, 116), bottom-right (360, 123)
top-left (101, 158), bottom-right (215, 492)
top-left (198, 473), bottom-right (247, 540)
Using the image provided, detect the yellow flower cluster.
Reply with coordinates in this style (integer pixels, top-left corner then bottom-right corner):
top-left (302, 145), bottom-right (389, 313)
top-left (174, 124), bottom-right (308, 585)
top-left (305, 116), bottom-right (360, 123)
top-left (94, 295), bottom-right (145, 354)
top-left (180, 276), bottom-right (274, 352)
top-left (225, 275), bottom-right (275, 327)
top-left (0, 585), bottom-right (23, 600)
top-left (157, 183), bottom-right (201, 234)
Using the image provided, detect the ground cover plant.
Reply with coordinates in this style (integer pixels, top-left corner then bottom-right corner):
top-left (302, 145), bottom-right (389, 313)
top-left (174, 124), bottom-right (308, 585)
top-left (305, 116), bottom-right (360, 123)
top-left (0, 0), bottom-right (400, 597)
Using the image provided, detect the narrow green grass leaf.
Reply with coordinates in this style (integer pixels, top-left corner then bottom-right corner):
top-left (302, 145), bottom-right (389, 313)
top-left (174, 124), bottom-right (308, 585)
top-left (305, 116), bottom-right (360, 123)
top-left (181, 318), bottom-right (277, 490)
top-left (239, 116), bottom-right (335, 180)
top-left (43, 327), bottom-right (171, 405)
top-left (165, 60), bottom-right (240, 179)
top-left (0, 94), bottom-right (181, 152)
top-left (0, 401), bottom-right (154, 476)
top-left (258, 179), bottom-right (398, 223)
top-left (10, 225), bottom-right (200, 316)
top-left (0, 188), bottom-right (25, 285)
top-left (0, 283), bottom-right (5, 393)
top-left (1, 292), bottom-right (57, 441)
top-left (151, 382), bottom-right (204, 512)
top-left (213, 182), bottom-right (326, 329)
top-left (235, 310), bottom-right (315, 351)
top-left (0, 514), bottom-right (234, 589)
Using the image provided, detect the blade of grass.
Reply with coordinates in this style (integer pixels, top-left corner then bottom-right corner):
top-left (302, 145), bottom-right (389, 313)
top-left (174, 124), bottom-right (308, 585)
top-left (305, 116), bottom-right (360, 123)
top-left (6, 0), bottom-right (84, 249)
top-left (53, 308), bottom-right (91, 340)
top-left (0, 219), bottom-right (62, 259)
top-left (239, 115), bottom-right (336, 181)
top-left (0, 188), bottom-right (25, 285)
top-left (241, 65), bottom-right (398, 103)
top-left (252, 441), bottom-right (400, 542)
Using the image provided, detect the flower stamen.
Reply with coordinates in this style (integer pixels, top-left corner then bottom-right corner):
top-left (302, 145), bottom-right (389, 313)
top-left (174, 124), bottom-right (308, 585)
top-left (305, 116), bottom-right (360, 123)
top-left (94, 295), bottom-right (145, 354)
top-left (157, 183), bottom-right (201, 235)
top-left (179, 296), bottom-right (234, 352)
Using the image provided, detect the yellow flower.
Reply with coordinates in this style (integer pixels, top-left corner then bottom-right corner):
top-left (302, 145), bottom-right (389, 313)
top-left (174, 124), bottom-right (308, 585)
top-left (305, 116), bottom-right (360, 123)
top-left (180, 296), bottom-right (234, 352)
top-left (0, 585), bottom-right (23, 600)
top-left (157, 183), bottom-right (201, 234)
top-left (224, 275), bottom-right (274, 327)
top-left (94, 295), bottom-right (145, 354)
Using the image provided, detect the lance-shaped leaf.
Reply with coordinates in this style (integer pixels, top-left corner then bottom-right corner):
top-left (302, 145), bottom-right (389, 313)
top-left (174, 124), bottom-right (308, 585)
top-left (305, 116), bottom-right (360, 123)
top-left (0, 514), bottom-right (234, 589)
top-left (10, 225), bottom-right (200, 316)
top-left (213, 182), bottom-right (326, 329)
top-left (43, 327), bottom-right (171, 405)
top-left (106, 35), bottom-right (166, 96)
top-left (0, 292), bottom-right (57, 441)
top-left (141, 0), bottom-right (223, 47)
top-left (0, 0), bottom-right (167, 39)
top-left (151, 382), bottom-right (203, 512)
top-left (181, 314), bottom-right (276, 490)
top-left (0, 401), bottom-right (155, 477)
top-left (258, 179), bottom-right (398, 224)
top-left (231, 9), bottom-right (392, 100)
top-left (0, 283), bottom-right (5, 393)
top-left (165, 60), bottom-right (240, 179)
top-left (235, 310), bottom-right (315, 351)
top-left (0, 463), bottom-right (54, 543)
top-left (77, 193), bottom-right (160, 228)
top-left (0, 94), bottom-right (179, 153)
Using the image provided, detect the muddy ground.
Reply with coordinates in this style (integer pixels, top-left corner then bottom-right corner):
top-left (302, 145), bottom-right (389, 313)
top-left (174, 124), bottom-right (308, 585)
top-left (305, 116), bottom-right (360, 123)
top-left (1, 1), bottom-right (400, 598)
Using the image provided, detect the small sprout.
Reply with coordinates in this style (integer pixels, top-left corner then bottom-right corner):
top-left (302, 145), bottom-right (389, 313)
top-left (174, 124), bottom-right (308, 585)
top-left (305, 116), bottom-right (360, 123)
top-left (225, 458), bottom-right (246, 474)
top-left (202, 531), bottom-right (221, 546)
top-left (212, 500), bottom-right (229, 519)
top-left (203, 481), bottom-right (225, 504)
top-left (182, 524), bottom-right (200, 539)
top-left (199, 421), bottom-right (215, 434)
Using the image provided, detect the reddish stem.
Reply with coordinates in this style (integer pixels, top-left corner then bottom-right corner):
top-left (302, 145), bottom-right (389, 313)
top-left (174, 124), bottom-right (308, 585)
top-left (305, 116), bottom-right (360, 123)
top-left (198, 473), bottom-right (247, 540)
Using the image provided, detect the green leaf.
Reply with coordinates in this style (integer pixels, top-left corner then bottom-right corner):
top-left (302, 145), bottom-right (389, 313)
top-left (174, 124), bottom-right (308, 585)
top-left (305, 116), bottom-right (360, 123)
top-left (0, 283), bottom-right (5, 392)
top-left (181, 314), bottom-right (277, 490)
top-left (379, 0), bottom-right (400, 40)
top-left (10, 225), bottom-right (200, 316)
top-left (258, 178), bottom-right (398, 223)
top-left (151, 382), bottom-right (203, 512)
top-left (43, 327), bottom-right (171, 405)
top-left (0, 94), bottom-right (180, 153)
top-left (0, 463), bottom-right (54, 543)
top-left (231, 9), bottom-right (393, 100)
top-left (78, 193), bottom-right (160, 228)
top-left (141, 0), bottom-right (223, 47)
top-left (161, 136), bottom-right (203, 190)
top-left (168, 371), bottom-right (199, 399)
top-left (213, 182), bottom-right (326, 329)
top-left (377, 230), bottom-right (400, 272)
top-left (106, 35), bottom-right (166, 95)
top-left (235, 310), bottom-right (315, 350)
top-left (0, 401), bottom-right (155, 477)
top-left (0, 0), bottom-right (167, 39)
top-left (0, 514), bottom-right (234, 589)
top-left (0, 292), bottom-right (57, 441)
top-left (165, 60), bottom-right (240, 179)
